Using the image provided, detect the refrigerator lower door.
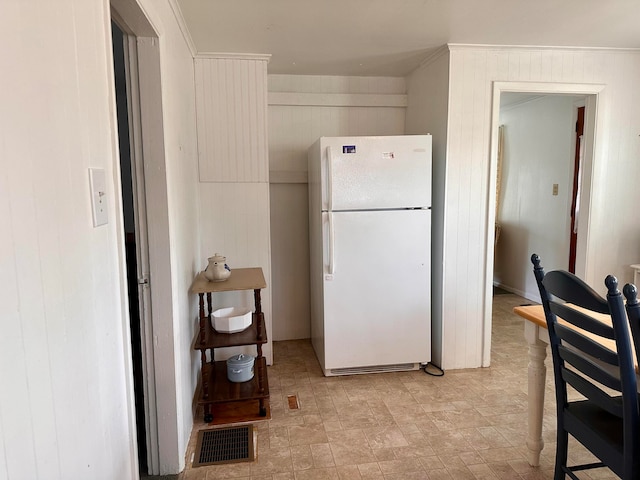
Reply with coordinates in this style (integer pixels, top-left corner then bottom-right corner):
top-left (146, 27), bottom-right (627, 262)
top-left (322, 209), bottom-right (431, 374)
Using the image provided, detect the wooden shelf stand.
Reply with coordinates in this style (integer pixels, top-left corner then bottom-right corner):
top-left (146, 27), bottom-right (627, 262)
top-left (190, 267), bottom-right (269, 423)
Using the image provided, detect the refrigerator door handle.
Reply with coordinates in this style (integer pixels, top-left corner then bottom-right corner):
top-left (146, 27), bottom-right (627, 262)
top-left (326, 145), bottom-right (335, 276)
top-left (328, 212), bottom-right (335, 276)
top-left (326, 146), bottom-right (333, 212)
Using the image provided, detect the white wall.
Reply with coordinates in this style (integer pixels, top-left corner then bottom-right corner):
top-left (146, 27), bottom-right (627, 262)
top-left (194, 56), bottom-right (273, 363)
top-left (0, 0), bottom-right (200, 477)
top-left (267, 75), bottom-right (407, 340)
top-left (405, 49), bottom-right (450, 368)
top-left (195, 57), bottom-right (269, 183)
top-left (0, 1), bottom-right (135, 478)
top-left (443, 45), bottom-right (640, 370)
top-left (143, 2), bottom-right (201, 472)
top-left (495, 95), bottom-right (579, 300)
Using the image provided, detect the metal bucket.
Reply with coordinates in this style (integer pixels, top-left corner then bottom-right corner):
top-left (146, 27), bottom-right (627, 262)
top-left (226, 354), bottom-right (255, 382)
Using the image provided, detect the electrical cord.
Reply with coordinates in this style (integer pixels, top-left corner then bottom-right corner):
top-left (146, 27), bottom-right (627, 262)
top-left (422, 362), bottom-right (444, 377)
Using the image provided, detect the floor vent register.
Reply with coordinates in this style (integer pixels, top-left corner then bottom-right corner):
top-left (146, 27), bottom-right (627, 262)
top-left (193, 425), bottom-right (254, 467)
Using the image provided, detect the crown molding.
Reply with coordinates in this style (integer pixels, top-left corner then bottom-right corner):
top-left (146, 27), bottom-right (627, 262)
top-left (416, 44), bottom-right (451, 70)
top-left (167, 0), bottom-right (197, 56)
top-left (447, 43), bottom-right (640, 53)
top-left (194, 52), bottom-right (272, 62)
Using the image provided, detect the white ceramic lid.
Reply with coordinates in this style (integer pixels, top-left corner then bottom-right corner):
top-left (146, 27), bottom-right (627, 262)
top-left (226, 353), bottom-right (255, 367)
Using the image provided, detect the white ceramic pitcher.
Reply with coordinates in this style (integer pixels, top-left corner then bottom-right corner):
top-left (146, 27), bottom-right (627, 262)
top-left (204, 253), bottom-right (231, 282)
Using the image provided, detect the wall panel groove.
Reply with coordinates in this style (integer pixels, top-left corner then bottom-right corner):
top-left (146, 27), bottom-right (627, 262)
top-left (195, 57), bottom-right (269, 182)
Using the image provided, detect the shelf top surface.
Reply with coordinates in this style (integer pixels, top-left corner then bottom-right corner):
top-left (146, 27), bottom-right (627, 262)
top-left (190, 267), bottom-right (266, 294)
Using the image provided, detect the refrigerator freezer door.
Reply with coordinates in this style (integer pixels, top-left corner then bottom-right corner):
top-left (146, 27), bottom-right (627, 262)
top-left (321, 209), bottom-right (431, 371)
top-left (321, 135), bottom-right (431, 211)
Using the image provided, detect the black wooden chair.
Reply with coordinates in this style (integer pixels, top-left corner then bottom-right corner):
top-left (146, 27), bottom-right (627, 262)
top-left (624, 282), bottom-right (640, 398)
top-left (531, 254), bottom-right (640, 479)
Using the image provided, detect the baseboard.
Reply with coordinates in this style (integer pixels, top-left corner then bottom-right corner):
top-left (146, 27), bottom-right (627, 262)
top-left (493, 282), bottom-right (538, 303)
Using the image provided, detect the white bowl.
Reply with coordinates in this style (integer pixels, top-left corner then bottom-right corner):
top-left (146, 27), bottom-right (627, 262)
top-left (212, 307), bottom-right (252, 333)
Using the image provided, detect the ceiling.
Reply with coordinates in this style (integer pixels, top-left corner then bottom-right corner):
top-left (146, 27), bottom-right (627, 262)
top-left (176, 0), bottom-right (640, 76)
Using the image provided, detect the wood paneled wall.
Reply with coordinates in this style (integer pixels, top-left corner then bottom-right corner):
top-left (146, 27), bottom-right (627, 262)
top-left (268, 75), bottom-right (407, 178)
top-left (405, 49), bottom-right (450, 369)
top-left (441, 46), bottom-right (640, 369)
top-left (195, 56), bottom-right (269, 182)
top-left (267, 75), bottom-right (407, 340)
top-left (194, 55), bottom-right (273, 362)
top-left (0, 0), bottom-right (206, 476)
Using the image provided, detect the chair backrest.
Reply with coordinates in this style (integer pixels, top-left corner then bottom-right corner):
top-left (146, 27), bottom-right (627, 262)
top-left (624, 282), bottom-right (640, 372)
top-left (531, 254), bottom-right (639, 457)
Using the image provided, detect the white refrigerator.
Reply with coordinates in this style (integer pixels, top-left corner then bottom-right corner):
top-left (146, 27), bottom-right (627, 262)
top-left (308, 135), bottom-right (431, 376)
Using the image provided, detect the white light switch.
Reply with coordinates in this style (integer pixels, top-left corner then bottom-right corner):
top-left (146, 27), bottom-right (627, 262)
top-left (89, 168), bottom-right (108, 227)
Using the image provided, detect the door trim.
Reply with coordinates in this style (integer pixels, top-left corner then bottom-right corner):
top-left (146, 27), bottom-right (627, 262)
top-left (484, 81), bottom-right (605, 366)
top-left (109, 1), bottom-right (178, 475)
top-left (121, 27), bottom-right (160, 474)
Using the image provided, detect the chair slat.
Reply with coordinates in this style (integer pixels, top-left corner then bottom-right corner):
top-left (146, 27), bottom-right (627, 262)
top-left (543, 270), bottom-right (609, 313)
top-left (555, 323), bottom-right (618, 366)
top-left (551, 302), bottom-right (615, 339)
top-left (560, 368), bottom-right (623, 417)
top-left (558, 345), bottom-right (622, 392)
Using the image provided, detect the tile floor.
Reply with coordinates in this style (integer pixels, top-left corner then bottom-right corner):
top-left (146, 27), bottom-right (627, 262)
top-left (179, 294), bottom-right (615, 479)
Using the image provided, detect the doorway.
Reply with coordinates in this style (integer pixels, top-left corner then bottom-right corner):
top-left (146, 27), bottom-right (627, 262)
top-left (111, 21), bottom-right (150, 474)
top-left (109, 5), bottom-right (177, 473)
top-left (483, 81), bottom-right (604, 366)
top-left (493, 93), bottom-right (586, 298)
top-left (109, 1), bottom-right (178, 473)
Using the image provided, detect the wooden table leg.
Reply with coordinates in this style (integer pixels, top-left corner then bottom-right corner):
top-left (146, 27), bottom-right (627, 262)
top-left (524, 321), bottom-right (548, 467)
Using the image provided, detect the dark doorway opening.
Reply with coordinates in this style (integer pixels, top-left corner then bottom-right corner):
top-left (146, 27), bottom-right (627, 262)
top-left (111, 21), bottom-right (148, 474)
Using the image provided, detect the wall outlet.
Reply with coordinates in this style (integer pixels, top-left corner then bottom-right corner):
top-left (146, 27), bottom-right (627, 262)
top-left (89, 168), bottom-right (108, 227)
top-left (552, 183), bottom-right (559, 196)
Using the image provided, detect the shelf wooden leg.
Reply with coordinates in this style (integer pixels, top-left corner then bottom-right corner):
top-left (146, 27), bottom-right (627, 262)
top-left (204, 406), bottom-right (213, 423)
top-left (198, 294), bottom-right (205, 343)
top-left (257, 360), bottom-right (264, 394)
top-left (198, 293), bottom-right (205, 318)
top-left (201, 350), bottom-right (211, 402)
top-left (254, 289), bottom-right (262, 314)
top-left (256, 312), bottom-right (264, 342)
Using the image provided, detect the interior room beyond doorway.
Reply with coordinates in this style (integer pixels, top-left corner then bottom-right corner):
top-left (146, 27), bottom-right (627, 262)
top-left (493, 92), bottom-right (588, 301)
